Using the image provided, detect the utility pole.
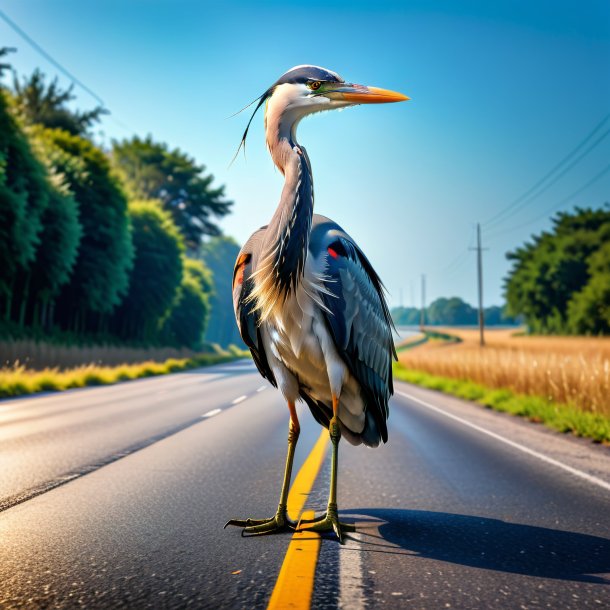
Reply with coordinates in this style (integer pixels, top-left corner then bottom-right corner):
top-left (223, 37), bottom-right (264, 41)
top-left (419, 274), bottom-right (426, 331)
top-left (470, 223), bottom-right (487, 346)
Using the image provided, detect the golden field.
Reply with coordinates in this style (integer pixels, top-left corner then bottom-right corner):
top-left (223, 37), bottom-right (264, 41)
top-left (398, 328), bottom-right (610, 417)
top-left (0, 339), bottom-right (202, 371)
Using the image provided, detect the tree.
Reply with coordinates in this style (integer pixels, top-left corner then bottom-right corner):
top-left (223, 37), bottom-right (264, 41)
top-left (567, 239), bottom-right (610, 335)
top-left (183, 257), bottom-right (214, 295)
top-left (200, 236), bottom-right (244, 347)
top-left (159, 253), bottom-right (215, 350)
top-left (12, 69), bottom-right (106, 136)
top-left (111, 136), bottom-right (232, 248)
top-left (391, 298), bottom-right (518, 327)
top-left (162, 277), bottom-right (209, 350)
top-left (27, 185), bottom-right (82, 329)
top-left (0, 47), bottom-right (16, 79)
top-left (38, 128), bottom-right (134, 331)
top-left (427, 297), bottom-right (477, 325)
top-left (485, 305), bottom-right (519, 326)
top-left (391, 306), bottom-right (420, 326)
top-left (0, 90), bottom-right (50, 321)
top-left (505, 206), bottom-right (610, 334)
top-left (111, 200), bottom-right (184, 342)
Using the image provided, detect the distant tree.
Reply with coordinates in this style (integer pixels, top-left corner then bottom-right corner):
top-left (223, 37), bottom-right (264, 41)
top-left (427, 297), bottom-right (477, 325)
top-left (391, 299), bottom-right (519, 327)
top-left (200, 236), bottom-right (244, 347)
top-left (111, 200), bottom-right (184, 342)
top-left (13, 69), bottom-right (106, 136)
top-left (111, 136), bottom-right (232, 248)
top-left (505, 206), bottom-right (610, 334)
top-left (391, 306), bottom-right (420, 326)
top-left (38, 128), bottom-right (134, 332)
top-left (485, 305), bottom-right (519, 326)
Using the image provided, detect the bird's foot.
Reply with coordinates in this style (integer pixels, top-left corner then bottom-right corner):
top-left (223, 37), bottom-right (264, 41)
top-left (224, 505), bottom-right (295, 537)
top-left (296, 503), bottom-right (356, 544)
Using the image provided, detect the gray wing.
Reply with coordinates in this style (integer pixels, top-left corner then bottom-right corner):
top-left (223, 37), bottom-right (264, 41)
top-left (232, 227), bottom-right (277, 387)
top-left (310, 215), bottom-right (396, 444)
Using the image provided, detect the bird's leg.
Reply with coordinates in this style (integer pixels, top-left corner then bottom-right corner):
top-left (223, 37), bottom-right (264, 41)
top-left (297, 395), bottom-right (356, 544)
top-left (224, 401), bottom-right (300, 536)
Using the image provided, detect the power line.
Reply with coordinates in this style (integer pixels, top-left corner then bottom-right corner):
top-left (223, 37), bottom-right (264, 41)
top-left (0, 9), bottom-right (139, 138)
top-left (485, 126), bottom-right (610, 230)
top-left (486, 160), bottom-right (610, 240)
top-left (0, 8), bottom-right (106, 107)
top-left (483, 113), bottom-right (610, 229)
top-left (439, 249), bottom-right (470, 276)
top-left (435, 224), bottom-right (475, 276)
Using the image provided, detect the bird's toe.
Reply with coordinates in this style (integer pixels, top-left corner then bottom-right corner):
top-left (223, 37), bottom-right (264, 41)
top-left (296, 507), bottom-right (356, 544)
top-left (224, 510), bottom-right (295, 536)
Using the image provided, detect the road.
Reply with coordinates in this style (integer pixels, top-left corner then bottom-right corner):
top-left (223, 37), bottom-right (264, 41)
top-left (1, 359), bottom-right (609, 609)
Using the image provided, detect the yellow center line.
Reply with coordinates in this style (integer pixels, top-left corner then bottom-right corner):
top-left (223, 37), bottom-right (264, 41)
top-left (267, 430), bottom-right (329, 610)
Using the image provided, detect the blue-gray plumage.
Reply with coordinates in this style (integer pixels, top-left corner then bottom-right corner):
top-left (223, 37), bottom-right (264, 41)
top-left (226, 65), bottom-right (408, 543)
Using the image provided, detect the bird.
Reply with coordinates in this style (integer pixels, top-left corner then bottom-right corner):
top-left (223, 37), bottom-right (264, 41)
top-left (225, 65), bottom-right (408, 543)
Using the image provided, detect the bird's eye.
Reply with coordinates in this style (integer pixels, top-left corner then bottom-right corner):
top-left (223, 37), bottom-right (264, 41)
top-left (308, 81), bottom-right (322, 91)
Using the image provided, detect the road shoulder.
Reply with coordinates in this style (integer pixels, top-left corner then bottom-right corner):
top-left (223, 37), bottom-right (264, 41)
top-left (395, 381), bottom-right (610, 491)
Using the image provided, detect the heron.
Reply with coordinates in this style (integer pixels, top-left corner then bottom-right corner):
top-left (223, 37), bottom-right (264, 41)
top-left (225, 65), bottom-right (408, 543)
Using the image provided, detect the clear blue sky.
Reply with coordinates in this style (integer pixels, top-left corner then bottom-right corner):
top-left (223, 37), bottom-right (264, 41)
top-left (2, 0), bottom-right (609, 308)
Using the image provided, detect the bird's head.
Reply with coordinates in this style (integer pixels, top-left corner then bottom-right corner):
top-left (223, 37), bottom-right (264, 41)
top-left (265, 64), bottom-right (409, 117)
top-left (234, 65), bottom-right (409, 161)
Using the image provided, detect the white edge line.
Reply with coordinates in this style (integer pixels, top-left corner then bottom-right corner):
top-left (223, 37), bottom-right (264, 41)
top-left (339, 532), bottom-right (366, 610)
top-left (201, 408), bottom-right (222, 418)
top-left (231, 395), bottom-right (247, 405)
top-left (396, 390), bottom-right (610, 493)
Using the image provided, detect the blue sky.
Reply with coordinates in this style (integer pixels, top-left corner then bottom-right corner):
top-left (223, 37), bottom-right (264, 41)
top-left (2, 0), bottom-right (609, 308)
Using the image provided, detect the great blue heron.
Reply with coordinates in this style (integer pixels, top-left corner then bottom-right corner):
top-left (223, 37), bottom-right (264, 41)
top-left (225, 65), bottom-right (408, 543)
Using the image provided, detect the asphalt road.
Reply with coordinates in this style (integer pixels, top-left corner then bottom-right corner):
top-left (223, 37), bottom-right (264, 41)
top-left (1, 359), bottom-right (609, 609)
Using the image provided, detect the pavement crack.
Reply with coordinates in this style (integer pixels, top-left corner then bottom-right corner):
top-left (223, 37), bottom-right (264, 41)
top-left (0, 414), bottom-right (207, 514)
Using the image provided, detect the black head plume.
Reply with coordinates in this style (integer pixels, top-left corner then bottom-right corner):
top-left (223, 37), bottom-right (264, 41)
top-left (229, 88), bottom-right (272, 166)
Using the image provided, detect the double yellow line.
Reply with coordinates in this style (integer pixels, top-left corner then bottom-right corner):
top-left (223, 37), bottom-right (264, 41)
top-left (267, 430), bottom-right (329, 610)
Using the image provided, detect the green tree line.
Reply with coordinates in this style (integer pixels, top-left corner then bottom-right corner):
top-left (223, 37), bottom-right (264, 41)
top-left (393, 205), bottom-right (610, 335)
top-left (0, 56), bottom-right (235, 350)
top-left (391, 298), bottom-right (519, 327)
top-left (505, 206), bottom-right (610, 335)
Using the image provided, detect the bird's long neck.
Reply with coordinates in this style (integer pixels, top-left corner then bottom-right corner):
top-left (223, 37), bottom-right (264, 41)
top-left (250, 107), bottom-right (314, 322)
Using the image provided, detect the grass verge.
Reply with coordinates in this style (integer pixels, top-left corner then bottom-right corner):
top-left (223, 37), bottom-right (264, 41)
top-left (0, 348), bottom-right (248, 400)
top-left (396, 334), bottom-right (428, 352)
top-left (396, 329), bottom-right (461, 353)
top-left (423, 329), bottom-right (462, 344)
top-left (393, 363), bottom-right (610, 444)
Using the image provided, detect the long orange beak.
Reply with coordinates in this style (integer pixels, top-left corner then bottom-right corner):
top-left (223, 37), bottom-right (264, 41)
top-left (335, 83), bottom-right (409, 104)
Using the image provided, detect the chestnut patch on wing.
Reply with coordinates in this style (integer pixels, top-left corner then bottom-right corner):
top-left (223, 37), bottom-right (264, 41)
top-left (233, 253), bottom-right (251, 289)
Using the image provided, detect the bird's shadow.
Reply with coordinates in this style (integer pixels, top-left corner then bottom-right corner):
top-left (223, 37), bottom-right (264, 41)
top-left (339, 508), bottom-right (610, 584)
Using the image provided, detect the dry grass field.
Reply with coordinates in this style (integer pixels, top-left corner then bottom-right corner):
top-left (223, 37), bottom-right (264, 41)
top-left (0, 340), bottom-right (205, 371)
top-left (398, 328), bottom-right (610, 417)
